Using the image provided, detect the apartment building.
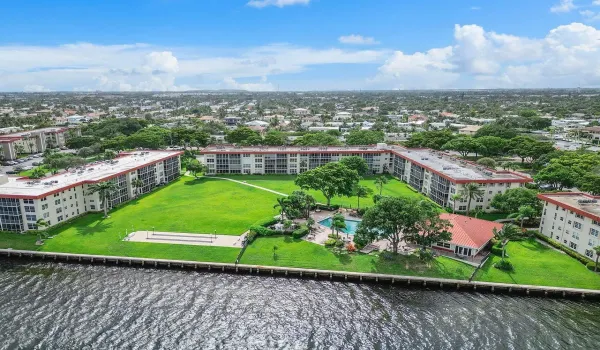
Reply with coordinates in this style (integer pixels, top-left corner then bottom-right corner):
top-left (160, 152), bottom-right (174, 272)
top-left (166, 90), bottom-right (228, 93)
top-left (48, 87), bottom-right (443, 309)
top-left (537, 193), bottom-right (600, 261)
top-left (0, 127), bottom-right (81, 160)
top-left (0, 151), bottom-right (181, 232)
top-left (199, 144), bottom-right (532, 212)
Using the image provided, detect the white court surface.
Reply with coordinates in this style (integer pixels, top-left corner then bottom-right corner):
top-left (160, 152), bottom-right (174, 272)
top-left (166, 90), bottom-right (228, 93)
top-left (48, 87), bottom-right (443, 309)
top-left (125, 231), bottom-right (246, 248)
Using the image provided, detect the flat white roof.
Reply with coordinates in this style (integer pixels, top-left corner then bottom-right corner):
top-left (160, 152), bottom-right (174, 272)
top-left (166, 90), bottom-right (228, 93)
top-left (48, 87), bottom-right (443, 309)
top-left (0, 151), bottom-right (181, 198)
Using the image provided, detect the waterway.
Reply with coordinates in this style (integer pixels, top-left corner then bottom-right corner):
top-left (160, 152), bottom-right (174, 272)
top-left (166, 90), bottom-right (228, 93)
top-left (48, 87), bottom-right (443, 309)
top-left (1, 260), bottom-right (599, 349)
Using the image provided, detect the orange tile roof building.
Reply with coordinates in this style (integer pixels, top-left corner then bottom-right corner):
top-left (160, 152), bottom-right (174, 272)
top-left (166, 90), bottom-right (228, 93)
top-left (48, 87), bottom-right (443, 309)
top-left (432, 213), bottom-right (502, 257)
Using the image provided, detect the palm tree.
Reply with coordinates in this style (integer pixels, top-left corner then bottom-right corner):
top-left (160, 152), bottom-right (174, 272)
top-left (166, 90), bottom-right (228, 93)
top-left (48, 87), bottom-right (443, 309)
top-left (87, 181), bottom-right (119, 218)
top-left (131, 178), bottom-right (144, 197)
top-left (354, 185), bottom-right (372, 209)
top-left (35, 219), bottom-right (49, 245)
top-left (273, 197), bottom-right (289, 222)
top-left (331, 213), bottom-right (346, 238)
top-left (304, 194), bottom-right (315, 219)
top-left (492, 224), bottom-right (521, 262)
top-left (509, 205), bottom-right (537, 229)
top-left (459, 182), bottom-right (484, 217)
top-left (593, 245), bottom-right (600, 272)
top-left (374, 176), bottom-right (389, 195)
top-left (451, 193), bottom-right (463, 214)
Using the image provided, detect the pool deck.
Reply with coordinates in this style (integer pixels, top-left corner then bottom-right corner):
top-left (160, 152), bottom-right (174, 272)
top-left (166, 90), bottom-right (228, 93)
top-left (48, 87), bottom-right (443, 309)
top-left (300, 209), bottom-right (361, 245)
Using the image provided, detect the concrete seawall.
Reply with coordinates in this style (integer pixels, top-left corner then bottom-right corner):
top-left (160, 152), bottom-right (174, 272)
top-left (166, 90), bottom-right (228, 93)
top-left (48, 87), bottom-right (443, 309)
top-left (1, 249), bottom-right (599, 300)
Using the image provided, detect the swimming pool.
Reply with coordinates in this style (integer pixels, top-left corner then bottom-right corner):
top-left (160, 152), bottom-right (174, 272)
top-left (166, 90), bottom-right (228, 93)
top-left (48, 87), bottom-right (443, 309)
top-left (318, 217), bottom-right (362, 235)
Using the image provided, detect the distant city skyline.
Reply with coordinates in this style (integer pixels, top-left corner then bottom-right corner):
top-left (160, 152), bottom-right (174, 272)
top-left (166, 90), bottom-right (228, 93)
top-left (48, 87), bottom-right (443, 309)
top-left (1, 0), bottom-right (600, 92)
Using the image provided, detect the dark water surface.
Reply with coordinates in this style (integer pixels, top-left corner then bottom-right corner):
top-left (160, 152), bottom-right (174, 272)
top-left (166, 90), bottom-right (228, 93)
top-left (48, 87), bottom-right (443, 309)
top-left (0, 260), bottom-right (599, 350)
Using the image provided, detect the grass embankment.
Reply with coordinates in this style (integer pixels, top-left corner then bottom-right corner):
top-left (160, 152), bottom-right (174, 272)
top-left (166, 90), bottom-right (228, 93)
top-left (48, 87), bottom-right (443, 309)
top-left (474, 239), bottom-right (600, 290)
top-left (240, 236), bottom-right (474, 279)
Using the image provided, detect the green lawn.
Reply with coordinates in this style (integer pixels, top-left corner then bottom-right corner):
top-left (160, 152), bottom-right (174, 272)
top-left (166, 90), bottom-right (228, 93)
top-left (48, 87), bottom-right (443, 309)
top-left (240, 236), bottom-right (474, 279)
top-left (474, 239), bottom-right (600, 290)
top-left (215, 174), bottom-right (432, 209)
top-left (18, 166), bottom-right (48, 177)
top-left (0, 176), bottom-right (285, 263)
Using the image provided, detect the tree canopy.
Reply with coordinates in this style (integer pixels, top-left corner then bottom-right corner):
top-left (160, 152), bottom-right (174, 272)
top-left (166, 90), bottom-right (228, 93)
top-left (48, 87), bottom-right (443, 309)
top-left (345, 130), bottom-right (384, 145)
top-left (491, 187), bottom-right (542, 214)
top-left (294, 162), bottom-right (360, 206)
top-left (339, 156), bottom-right (369, 176)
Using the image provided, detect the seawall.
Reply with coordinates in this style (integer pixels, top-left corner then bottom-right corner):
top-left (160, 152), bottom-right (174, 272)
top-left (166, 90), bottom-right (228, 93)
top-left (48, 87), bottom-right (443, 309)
top-left (1, 248), bottom-right (599, 300)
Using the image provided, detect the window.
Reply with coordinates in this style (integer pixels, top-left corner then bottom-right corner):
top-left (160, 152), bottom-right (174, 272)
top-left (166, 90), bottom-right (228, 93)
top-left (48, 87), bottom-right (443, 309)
top-left (206, 158), bottom-right (214, 163)
top-left (56, 208), bottom-right (62, 214)
top-left (23, 199), bottom-right (34, 204)
top-left (574, 222), bottom-right (582, 230)
top-left (90, 205), bottom-right (96, 210)
top-left (243, 154), bottom-right (250, 158)
top-left (459, 206), bottom-right (467, 211)
top-left (43, 212), bottom-right (49, 219)
top-left (572, 232), bottom-right (579, 240)
top-left (575, 213), bottom-right (584, 219)
top-left (24, 206), bottom-right (35, 213)
top-left (54, 199), bottom-right (61, 205)
top-left (593, 220), bottom-right (600, 226)
top-left (57, 216), bottom-right (63, 222)
top-left (27, 223), bottom-right (37, 230)
top-left (569, 241), bottom-right (578, 250)
top-left (560, 217), bottom-right (564, 221)
top-left (585, 249), bottom-right (594, 258)
top-left (42, 204), bottom-right (48, 210)
top-left (475, 205), bottom-right (483, 210)
top-left (26, 215), bottom-right (36, 221)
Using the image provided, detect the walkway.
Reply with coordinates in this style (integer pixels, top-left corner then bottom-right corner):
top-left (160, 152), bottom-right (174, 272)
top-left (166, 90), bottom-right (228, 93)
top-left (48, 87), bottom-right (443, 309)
top-left (186, 173), bottom-right (288, 197)
top-left (125, 230), bottom-right (247, 248)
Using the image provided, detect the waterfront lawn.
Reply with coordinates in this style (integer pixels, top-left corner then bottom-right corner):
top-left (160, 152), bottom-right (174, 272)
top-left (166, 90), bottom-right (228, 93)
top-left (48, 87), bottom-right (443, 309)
top-left (474, 239), bottom-right (600, 290)
top-left (215, 174), bottom-right (431, 208)
top-left (240, 236), bottom-right (474, 279)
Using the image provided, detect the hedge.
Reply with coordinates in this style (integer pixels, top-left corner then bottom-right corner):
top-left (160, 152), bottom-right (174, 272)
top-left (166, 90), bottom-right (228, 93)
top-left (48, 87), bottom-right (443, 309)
top-left (292, 225), bottom-right (309, 239)
top-left (491, 245), bottom-right (504, 257)
top-left (535, 232), bottom-right (594, 266)
top-left (249, 225), bottom-right (283, 237)
top-left (586, 262), bottom-right (599, 271)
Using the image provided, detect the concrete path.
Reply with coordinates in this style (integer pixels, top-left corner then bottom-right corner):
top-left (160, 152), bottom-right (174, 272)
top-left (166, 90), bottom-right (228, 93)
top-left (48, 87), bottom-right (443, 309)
top-left (203, 176), bottom-right (289, 197)
top-left (125, 230), bottom-right (247, 248)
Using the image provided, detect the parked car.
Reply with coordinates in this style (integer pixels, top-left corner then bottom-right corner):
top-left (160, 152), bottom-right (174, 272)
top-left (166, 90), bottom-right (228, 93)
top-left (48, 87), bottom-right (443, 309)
top-left (32, 162), bottom-right (40, 166)
top-left (5, 170), bottom-right (17, 174)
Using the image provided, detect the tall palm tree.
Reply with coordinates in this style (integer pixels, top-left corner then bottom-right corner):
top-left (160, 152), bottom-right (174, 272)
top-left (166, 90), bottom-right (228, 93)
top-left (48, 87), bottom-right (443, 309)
top-left (304, 194), bottom-right (315, 219)
top-left (35, 219), bottom-right (49, 245)
top-left (131, 178), bottom-right (144, 197)
top-left (87, 181), bottom-right (119, 218)
top-left (509, 205), bottom-right (537, 229)
top-left (460, 182), bottom-right (484, 217)
top-left (331, 213), bottom-right (346, 238)
top-left (593, 245), bottom-right (600, 272)
top-left (273, 197), bottom-right (289, 222)
top-left (492, 224), bottom-right (521, 262)
top-left (451, 193), bottom-right (463, 214)
top-left (374, 176), bottom-right (389, 195)
top-left (354, 185), bottom-right (372, 209)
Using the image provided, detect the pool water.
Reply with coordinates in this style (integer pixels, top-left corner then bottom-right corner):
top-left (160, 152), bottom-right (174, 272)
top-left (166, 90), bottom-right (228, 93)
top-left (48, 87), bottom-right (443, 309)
top-left (318, 217), bottom-right (362, 235)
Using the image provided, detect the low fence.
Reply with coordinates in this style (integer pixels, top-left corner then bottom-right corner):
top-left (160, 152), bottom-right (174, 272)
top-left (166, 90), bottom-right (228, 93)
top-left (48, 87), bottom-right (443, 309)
top-left (1, 248), bottom-right (599, 300)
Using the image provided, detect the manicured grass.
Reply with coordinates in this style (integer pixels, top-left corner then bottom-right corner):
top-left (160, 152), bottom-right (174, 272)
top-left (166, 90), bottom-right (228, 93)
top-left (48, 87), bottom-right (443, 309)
top-left (18, 166), bottom-right (48, 177)
top-left (0, 176), bottom-right (284, 263)
top-left (215, 174), bottom-right (432, 209)
top-left (474, 239), bottom-right (600, 290)
top-left (240, 236), bottom-right (475, 279)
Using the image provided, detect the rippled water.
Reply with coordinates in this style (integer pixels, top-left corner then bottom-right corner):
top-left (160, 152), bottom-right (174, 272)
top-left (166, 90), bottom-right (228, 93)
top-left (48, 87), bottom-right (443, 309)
top-left (1, 260), bottom-right (599, 350)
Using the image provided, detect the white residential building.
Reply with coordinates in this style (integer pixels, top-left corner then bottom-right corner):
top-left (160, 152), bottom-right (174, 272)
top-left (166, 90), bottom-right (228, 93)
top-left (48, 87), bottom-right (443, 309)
top-left (0, 151), bottom-right (181, 232)
top-left (292, 108), bottom-right (309, 116)
top-left (199, 144), bottom-right (532, 212)
top-left (538, 193), bottom-right (600, 261)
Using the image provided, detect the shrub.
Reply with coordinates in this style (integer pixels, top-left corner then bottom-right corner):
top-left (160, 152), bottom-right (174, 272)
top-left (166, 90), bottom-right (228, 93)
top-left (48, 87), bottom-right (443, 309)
top-left (324, 238), bottom-right (338, 247)
top-left (249, 225), bottom-right (281, 237)
top-left (346, 243), bottom-right (357, 253)
top-left (587, 262), bottom-right (599, 271)
top-left (253, 217), bottom-right (279, 228)
top-left (292, 225), bottom-right (309, 239)
top-left (356, 207), bottom-right (368, 217)
top-left (335, 239), bottom-right (345, 248)
top-left (327, 233), bottom-right (338, 239)
top-left (246, 230), bottom-right (258, 243)
top-left (494, 260), bottom-right (514, 271)
top-left (491, 245), bottom-right (504, 256)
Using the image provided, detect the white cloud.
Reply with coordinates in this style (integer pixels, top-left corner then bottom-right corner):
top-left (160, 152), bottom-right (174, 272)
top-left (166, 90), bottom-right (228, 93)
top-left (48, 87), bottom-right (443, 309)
top-left (594, 0), bottom-right (600, 5)
top-left (580, 9), bottom-right (600, 21)
top-left (0, 42), bottom-right (385, 91)
top-left (371, 22), bottom-right (600, 89)
top-left (247, 0), bottom-right (310, 8)
top-left (470, 6), bottom-right (481, 11)
top-left (550, 0), bottom-right (576, 13)
top-left (223, 76), bottom-right (275, 91)
top-left (338, 35), bottom-right (380, 45)
top-left (23, 85), bottom-right (51, 92)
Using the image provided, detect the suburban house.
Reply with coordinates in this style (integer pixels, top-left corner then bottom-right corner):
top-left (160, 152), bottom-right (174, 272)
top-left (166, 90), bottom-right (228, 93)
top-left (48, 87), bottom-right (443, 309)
top-left (458, 125), bottom-right (482, 136)
top-left (537, 192), bottom-right (600, 261)
top-left (432, 213), bottom-right (501, 258)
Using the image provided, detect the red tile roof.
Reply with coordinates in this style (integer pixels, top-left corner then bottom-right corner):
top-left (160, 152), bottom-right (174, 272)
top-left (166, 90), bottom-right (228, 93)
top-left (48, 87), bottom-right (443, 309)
top-left (439, 213), bottom-right (502, 249)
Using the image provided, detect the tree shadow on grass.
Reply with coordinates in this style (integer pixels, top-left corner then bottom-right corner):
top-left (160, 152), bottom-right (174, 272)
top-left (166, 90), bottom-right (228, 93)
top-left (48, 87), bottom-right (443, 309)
top-left (76, 221), bottom-right (113, 236)
top-left (335, 252), bottom-right (353, 266)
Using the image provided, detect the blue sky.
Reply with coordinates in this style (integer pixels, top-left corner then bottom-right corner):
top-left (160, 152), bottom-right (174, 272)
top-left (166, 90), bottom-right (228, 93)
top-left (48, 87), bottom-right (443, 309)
top-left (0, 0), bottom-right (599, 91)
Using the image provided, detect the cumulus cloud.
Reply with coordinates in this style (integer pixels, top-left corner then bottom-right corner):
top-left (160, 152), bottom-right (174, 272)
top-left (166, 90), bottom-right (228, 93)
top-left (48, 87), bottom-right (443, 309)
top-left (223, 76), bottom-right (275, 91)
top-left (247, 0), bottom-right (310, 8)
top-left (338, 35), bottom-right (380, 45)
top-left (372, 22), bottom-right (600, 89)
top-left (550, 0), bottom-right (576, 13)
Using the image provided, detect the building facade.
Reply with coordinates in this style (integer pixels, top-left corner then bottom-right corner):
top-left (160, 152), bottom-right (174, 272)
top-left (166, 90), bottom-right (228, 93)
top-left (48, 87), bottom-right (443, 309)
top-left (0, 151), bottom-right (182, 232)
top-left (538, 193), bottom-right (600, 261)
top-left (199, 144), bottom-right (532, 212)
top-left (0, 127), bottom-right (81, 160)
